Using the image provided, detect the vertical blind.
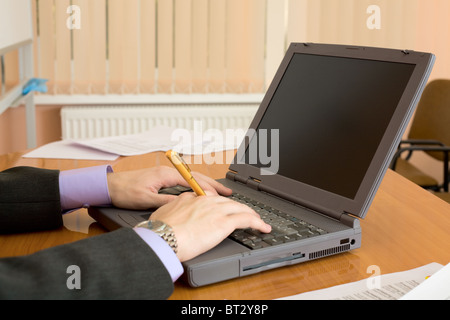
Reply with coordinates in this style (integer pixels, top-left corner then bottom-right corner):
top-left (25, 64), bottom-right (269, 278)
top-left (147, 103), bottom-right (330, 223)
top-left (34, 0), bottom-right (267, 95)
top-left (1, 0), bottom-right (450, 97)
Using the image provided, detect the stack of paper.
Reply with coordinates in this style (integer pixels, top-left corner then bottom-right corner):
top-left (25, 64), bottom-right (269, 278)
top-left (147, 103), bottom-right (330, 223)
top-left (278, 263), bottom-right (449, 300)
top-left (23, 125), bottom-right (246, 161)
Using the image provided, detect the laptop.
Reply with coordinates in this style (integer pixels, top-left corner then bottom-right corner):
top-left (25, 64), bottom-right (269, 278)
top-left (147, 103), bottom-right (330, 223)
top-left (88, 43), bottom-right (434, 287)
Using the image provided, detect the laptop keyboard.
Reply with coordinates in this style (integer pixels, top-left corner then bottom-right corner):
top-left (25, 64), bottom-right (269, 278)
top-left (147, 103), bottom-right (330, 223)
top-left (228, 193), bottom-right (327, 250)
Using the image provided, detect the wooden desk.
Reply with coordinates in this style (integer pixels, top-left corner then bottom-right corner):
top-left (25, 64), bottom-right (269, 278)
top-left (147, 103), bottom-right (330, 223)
top-left (1, 150), bottom-right (449, 300)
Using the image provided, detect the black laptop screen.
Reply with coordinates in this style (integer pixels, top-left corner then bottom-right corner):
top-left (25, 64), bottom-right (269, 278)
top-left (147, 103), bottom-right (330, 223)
top-left (245, 53), bottom-right (415, 199)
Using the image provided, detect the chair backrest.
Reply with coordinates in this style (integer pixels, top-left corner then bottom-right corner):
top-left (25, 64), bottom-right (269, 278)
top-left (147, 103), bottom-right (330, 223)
top-left (408, 79), bottom-right (450, 161)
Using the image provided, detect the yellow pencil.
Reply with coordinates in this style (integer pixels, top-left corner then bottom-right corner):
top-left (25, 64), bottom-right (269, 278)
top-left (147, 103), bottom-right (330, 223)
top-left (165, 150), bottom-right (206, 196)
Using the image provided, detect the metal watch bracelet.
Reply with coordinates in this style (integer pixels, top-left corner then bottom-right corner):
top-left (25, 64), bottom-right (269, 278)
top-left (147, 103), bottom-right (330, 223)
top-left (135, 220), bottom-right (178, 254)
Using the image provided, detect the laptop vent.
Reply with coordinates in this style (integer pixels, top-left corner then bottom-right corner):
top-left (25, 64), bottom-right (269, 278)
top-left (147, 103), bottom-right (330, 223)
top-left (309, 244), bottom-right (351, 260)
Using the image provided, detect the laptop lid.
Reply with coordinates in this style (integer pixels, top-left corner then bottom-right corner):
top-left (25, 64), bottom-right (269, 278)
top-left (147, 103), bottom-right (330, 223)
top-left (229, 43), bottom-right (434, 220)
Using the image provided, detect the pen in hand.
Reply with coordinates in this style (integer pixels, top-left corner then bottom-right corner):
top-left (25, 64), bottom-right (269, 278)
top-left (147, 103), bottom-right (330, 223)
top-left (165, 150), bottom-right (206, 196)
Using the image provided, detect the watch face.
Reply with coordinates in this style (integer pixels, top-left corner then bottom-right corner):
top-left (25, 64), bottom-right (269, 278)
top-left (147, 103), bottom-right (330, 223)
top-left (149, 220), bottom-right (165, 232)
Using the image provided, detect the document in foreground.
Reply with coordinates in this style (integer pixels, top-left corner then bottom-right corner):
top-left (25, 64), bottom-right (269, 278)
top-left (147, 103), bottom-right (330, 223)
top-left (278, 263), bottom-right (444, 300)
top-left (401, 262), bottom-right (450, 300)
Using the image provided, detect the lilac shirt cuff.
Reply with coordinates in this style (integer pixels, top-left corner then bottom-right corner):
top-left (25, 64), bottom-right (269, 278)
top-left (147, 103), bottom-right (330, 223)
top-left (59, 165), bottom-right (113, 211)
top-left (59, 165), bottom-right (183, 283)
top-left (134, 227), bottom-right (184, 282)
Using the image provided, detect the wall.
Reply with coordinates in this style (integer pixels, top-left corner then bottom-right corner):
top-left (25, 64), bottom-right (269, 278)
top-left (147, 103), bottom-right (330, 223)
top-left (0, 105), bottom-right (62, 155)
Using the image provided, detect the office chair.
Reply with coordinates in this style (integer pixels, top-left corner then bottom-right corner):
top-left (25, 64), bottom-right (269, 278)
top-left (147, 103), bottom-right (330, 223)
top-left (391, 79), bottom-right (450, 203)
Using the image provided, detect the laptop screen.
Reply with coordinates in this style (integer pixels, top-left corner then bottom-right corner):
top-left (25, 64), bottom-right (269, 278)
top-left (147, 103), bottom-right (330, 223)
top-left (245, 53), bottom-right (415, 199)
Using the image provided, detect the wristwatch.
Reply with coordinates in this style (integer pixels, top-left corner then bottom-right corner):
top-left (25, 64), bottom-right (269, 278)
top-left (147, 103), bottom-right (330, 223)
top-left (135, 220), bottom-right (178, 254)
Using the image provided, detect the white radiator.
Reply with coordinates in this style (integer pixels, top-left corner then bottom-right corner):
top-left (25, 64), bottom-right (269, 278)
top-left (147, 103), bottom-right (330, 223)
top-left (61, 104), bottom-right (259, 140)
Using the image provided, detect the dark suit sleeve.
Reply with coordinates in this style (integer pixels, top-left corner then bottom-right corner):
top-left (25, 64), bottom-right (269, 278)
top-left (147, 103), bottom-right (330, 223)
top-left (0, 228), bottom-right (174, 299)
top-left (0, 166), bottom-right (62, 233)
top-left (0, 167), bottom-right (175, 299)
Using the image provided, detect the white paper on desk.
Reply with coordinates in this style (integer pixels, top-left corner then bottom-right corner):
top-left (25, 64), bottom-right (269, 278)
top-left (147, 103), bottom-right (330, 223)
top-left (72, 127), bottom-right (175, 156)
top-left (278, 263), bottom-right (443, 300)
top-left (401, 262), bottom-right (450, 300)
top-left (23, 140), bottom-right (119, 161)
top-left (72, 125), bottom-right (245, 156)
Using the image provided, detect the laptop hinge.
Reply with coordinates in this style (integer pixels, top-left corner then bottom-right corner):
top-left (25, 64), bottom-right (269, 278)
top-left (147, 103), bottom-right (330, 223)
top-left (226, 171), bottom-right (359, 225)
top-left (226, 172), bottom-right (261, 190)
top-left (226, 171), bottom-right (248, 184)
top-left (247, 177), bottom-right (261, 190)
top-left (226, 171), bottom-right (237, 181)
top-left (340, 212), bottom-right (360, 228)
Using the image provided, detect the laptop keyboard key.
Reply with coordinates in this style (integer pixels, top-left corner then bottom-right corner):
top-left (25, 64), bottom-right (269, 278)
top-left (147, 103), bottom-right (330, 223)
top-left (263, 237), bottom-right (284, 246)
top-left (227, 192), bottom-right (327, 249)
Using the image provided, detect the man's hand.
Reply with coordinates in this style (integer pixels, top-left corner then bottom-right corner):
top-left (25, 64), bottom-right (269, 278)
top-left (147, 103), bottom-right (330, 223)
top-left (107, 166), bottom-right (231, 210)
top-left (150, 192), bottom-right (272, 262)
